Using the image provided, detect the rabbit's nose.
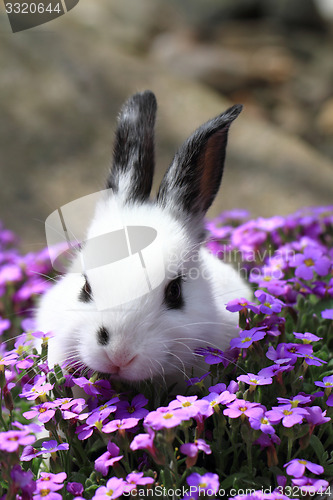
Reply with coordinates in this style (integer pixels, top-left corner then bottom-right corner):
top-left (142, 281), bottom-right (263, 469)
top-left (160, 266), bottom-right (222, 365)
top-left (111, 353), bottom-right (138, 370)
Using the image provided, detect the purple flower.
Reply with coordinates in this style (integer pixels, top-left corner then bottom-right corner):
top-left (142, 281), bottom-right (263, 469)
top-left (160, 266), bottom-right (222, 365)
top-left (34, 472), bottom-right (66, 500)
top-left (186, 472), bottom-right (219, 496)
top-left (291, 246), bottom-right (331, 280)
top-left (93, 477), bottom-right (126, 499)
top-left (276, 393), bottom-right (312, 406)
top-left (180, 438), bottom-right (211, 457)
top-left (0, 430), bottom-right (35, 452)
top-left (249, 409), bottom-right (276, 434)
top-left (21, 440), bottom-right (69, 461)
top-left (202, 390), bottom-right (236, 417)
top-left (102, 417), bottom-right (139, 434)
top-left (254, 433), bottom-right (281, 449)
top-left (23, 402), bottom-right (56, 423)
top-left (266, 343), bottom-right (313, 365)
top-left (254, 290), bottom-right (284, 314)
top-left (73, 376), bottom-right (103, 396)
top-left (284, 458), bottom-right (324, 478)
top-left (208, 382), bottom-right (226, 393)
top-left (0, 263), bottom-right (22, 284)
top-left (21, 445), bottom-right (40, 462)
top-left (237, 373), bottom-right (273, 387)
top-left (327, 394), bottom-right (333, 406)
top-left (20, 374), bottom-right (54, 401)
top-left (230, 327), bottom-right (266, 349)
top-left (315, 375), bottom-right (333, 389)
top-left (186, 372), bottom-right (211, 386)
top-left (95, 441), bottom-right (123, 475)
top-left (67, 482), bottom-right (84, 496)
top-left (125, 472), bottom-right (154, 492)
top-left (76, 407), bottom-right (116, 440)
top-left (322, 308), bottom-right (333, 319)
top-left (10, 464), bottom-right (36, 496)
top-left (38, 472), bottom-right (67, 485)
top-left (194, 346), bottom-right (226, 365)
top-left (115, 394), bottom-right (149, 420)
top-left (223, 399), bottom-right (262, 419)
top-left (226, 297), bottom-right (259, 314)
top-left (266, 405), bottom-right (309, 427)
top-left (305, 406), bottom-right (330, 426)
top-left (250, 275), bottom-right (288, 296)
top-left (12, 420), bottom-right (41, 434)
top-left (292, 477), bottom-right (329, 494)
top-left (144, 407), bottom-right (186, 430)
top-left (60, 398), bottom-right (87, 420)
top-left (34, 486), bottom-right (63, 499)
top-left (168, 395), bottom-right (210, 419)
top-left (293, 331), bottom-right (322, 343)
top-left (303, 352), bottom-right (326, 366)
top-left (0, 317), bottom-right (10, 335)
top-left (258, 364), bottom-right (292, 378)
top-left (232, 494), bottom-right (264, 500)
top-left (0, 351), bottom-right (18, 368)
top-left (130, 425), bottom-right (155, 451)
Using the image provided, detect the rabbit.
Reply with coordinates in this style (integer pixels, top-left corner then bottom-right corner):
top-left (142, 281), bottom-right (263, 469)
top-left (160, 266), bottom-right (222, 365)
top-left (35, 90), bottom-right (252, 387)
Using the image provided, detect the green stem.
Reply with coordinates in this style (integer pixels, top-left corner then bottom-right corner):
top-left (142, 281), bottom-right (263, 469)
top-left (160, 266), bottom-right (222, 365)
top-left (247, 439), bottom-right (253, 473)
top-left (0, 387), bottom-right (8, 431)
top-left (287, 435), bottom-right (293, 462)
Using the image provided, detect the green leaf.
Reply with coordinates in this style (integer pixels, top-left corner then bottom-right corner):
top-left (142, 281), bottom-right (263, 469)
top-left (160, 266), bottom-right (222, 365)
top-left (220, 472), bottom-right (248, 490)
top-left (309, 434), bottom-right (328, 463)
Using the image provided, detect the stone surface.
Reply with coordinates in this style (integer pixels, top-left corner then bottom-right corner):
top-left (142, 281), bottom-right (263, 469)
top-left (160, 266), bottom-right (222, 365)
top-left (0, 0), bottom-right (332, 252)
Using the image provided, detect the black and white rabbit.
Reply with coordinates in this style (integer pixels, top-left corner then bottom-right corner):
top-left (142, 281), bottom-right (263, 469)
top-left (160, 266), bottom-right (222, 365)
top-left (36, 91), bottom-right (251, 385)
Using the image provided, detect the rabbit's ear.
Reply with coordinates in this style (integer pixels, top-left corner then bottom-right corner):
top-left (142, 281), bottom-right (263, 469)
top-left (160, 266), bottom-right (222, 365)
top-left (157, 104), bottom-right (242, 218)
top-left (107, 90), bottom-right (157, 204)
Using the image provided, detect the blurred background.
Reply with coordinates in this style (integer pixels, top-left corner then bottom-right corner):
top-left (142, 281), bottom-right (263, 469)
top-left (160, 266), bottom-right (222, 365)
top-left (0, 0), bottom-right (332, 252)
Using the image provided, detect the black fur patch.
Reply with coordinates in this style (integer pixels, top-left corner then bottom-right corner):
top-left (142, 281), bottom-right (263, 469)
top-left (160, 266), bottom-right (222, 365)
top-left (79, 277), bottom-right (92, 303)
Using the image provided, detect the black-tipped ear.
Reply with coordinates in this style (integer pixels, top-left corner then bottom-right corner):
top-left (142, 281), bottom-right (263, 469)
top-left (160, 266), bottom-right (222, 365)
top-left (107, 90), bottom-right (157, 204)
top-left (157, 104), bottom-right (242, 217)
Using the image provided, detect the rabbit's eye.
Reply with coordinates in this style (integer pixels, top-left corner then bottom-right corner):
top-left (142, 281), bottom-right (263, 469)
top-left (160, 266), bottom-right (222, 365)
top-left (164, 276), bottom-right (184, 309)
top-left (79, 277), bottom-right (92, 303)
top-left (97, 326), bottom-right (110, 346)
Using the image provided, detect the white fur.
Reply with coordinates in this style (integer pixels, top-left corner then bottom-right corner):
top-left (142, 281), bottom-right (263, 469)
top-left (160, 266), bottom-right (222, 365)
top-left (36, 93), bottom-right (251, 387)
top-left (36, 194), bottom-right (251, 385)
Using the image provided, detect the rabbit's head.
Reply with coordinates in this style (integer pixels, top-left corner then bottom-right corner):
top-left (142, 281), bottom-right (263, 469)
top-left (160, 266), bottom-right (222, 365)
top-left (36, 91), bottom-right (248, 384)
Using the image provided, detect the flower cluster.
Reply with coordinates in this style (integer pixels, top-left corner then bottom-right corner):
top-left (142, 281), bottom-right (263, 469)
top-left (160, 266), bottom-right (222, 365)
top-left (0, 207), bottom-right (332, 499)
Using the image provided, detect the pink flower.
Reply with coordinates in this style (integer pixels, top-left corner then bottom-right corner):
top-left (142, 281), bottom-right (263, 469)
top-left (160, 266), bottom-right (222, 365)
top-left (180, 438), bottom-right (211, 457)
top-left (20, 375), bottom-right (54, 401)
top-left (0, 430), bottom-right (35, 452)
top-left (202, 391), bottom-right (236, 418)
top-left (124, 472), bottom-right (154, 492)
top-left (237, 373), bottom-right (273, 387)
top-left (168, 395), bottom-right (210, 419)
top-left (284, 458), bottom-right (324, 478)
top-left (144, 407), bottom-right (187, 430)
top-left (223, 399), bottom-right (262, 419)
top-left (130, 427), bottom-right (155, 454)
top-left (102, 418), bottom-right (139, 434)
top-left (266, 405), bottom-right (309, 428)
top-left (23, 402), bottom-right (56, 423)
top-left (95, 441), bottom-right (123, 476)
top-left (93, 477), bottom-right (126, 499)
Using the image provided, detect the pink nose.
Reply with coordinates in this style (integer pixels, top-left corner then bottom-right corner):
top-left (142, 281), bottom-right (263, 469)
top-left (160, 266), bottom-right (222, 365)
top-left (112, 354), bottom-right (137, 371)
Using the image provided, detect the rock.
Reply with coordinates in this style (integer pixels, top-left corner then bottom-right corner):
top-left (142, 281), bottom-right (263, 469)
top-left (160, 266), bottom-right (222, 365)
top-left (317, 98), bottom-right (333, 135)
top-left (151, 31), bottom-right (294, 93)
top-left (0, 0), bottom-right (332, 252)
